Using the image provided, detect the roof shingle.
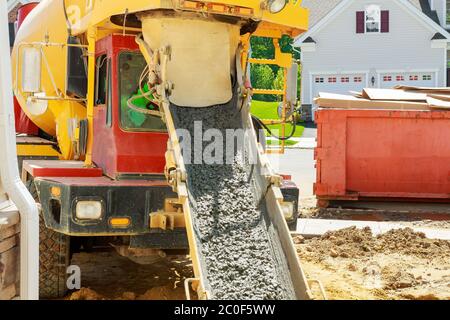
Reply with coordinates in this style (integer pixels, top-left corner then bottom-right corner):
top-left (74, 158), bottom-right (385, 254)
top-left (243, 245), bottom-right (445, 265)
top-left (302, 0), bottom-right (440, 28)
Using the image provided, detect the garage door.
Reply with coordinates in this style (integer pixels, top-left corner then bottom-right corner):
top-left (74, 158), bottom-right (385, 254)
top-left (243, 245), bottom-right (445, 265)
top-left (380, 72), bottom-right (434, 89)
top-left (311, 74), bottom-right (366, 120)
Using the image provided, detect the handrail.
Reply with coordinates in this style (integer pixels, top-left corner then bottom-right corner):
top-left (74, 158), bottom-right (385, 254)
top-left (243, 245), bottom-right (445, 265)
top-left (0, 0), bottom-right (39, 300)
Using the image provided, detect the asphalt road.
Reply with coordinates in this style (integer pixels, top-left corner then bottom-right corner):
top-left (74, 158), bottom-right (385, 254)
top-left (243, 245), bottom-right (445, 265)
top-left (267, 148), bottom-right (316, 199)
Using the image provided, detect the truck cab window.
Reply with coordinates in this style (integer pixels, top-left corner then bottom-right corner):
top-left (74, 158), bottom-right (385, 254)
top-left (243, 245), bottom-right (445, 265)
top-left (95, 55), bottom-right (108, 105)
top-left (118, 51), bottom-right (166, 132)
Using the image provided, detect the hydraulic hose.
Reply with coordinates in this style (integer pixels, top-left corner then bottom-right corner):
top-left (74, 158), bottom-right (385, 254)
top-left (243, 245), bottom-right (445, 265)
top-left (251, 112), bottom-right (298, 141)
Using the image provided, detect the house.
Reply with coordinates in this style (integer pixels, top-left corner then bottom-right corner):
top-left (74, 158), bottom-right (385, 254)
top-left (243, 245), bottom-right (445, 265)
top-left (295, 0), bottom-right (450, 121)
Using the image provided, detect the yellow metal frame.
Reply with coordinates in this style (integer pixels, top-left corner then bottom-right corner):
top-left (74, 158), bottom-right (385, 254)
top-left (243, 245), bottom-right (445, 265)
top-left (249, 38), bottom-right (292, 68)
top-left (84, 27), bottom-right (97, 167)
top-left (246, 30), bottom-right (296, 154)
top-left (82, 0), bottom-right (308, 35)
top-left (149, 198), bottom-right (186, 230)
top-left (16, 144), bottom-right (60, 157)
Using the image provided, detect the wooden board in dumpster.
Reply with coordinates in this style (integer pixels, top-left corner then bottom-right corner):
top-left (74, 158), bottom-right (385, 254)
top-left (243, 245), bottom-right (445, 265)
top-left (314, 87), bottom-right (450, 202)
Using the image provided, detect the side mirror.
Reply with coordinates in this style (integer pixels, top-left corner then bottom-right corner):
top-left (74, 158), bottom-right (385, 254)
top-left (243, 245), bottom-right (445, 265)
top-left (277, 62), bottom-right (299, 119)
top-left (286, 62), bottom-right (298, 105)
top-left (78, 119), bottom-right (88, 158)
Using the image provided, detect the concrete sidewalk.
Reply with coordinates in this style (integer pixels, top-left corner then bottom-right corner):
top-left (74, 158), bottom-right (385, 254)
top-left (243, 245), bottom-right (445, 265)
top-left (266, 137), bottom-right (317, 149)
top-left (266, 125), bottom-right (317, 149)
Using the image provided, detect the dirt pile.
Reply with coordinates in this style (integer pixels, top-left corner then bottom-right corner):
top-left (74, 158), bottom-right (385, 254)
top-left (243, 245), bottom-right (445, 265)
top-left (136, 286), bottom-right (186, 300)
top-left (68, 288), bottom-right (105, 300)
top-left (299, 227), bottom-right (450, 262)
top-left (68, 285), bottom-right (187, 300)
top-left (170, 93), bottom-right (295, 300)
top-left (296, 227), bottom-right (450, 300)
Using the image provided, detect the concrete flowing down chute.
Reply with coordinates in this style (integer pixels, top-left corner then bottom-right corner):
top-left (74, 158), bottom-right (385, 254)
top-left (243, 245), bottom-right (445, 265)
top-left (137, 13), bottom-right (312, 299)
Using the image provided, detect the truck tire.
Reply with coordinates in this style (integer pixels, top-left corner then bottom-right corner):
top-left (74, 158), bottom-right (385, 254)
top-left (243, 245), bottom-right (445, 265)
top-left (25, 179), bottom-right (71, 299)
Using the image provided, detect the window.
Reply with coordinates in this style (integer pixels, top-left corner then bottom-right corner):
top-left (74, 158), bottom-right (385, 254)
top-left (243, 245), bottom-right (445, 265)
top-left (328, 77), bottom-right (337, 83)
top-left (365, 5), bottom-right (381, 33)
top-left (95, 55), bottom-right (108, 106)
top-left (95, 55), bottom-right (112, 126)
top-left (357, 7), bottom-right (389, 33)
top-left (119, 51), bottom-right (166, 132)
top-left (354, 76), bottom-right (362, 83)
top-left (423, 75), bottom-right (432, 81)
top-left (409, 75), bottom-right (418, 81)
top-left (383, 75), bottom-right (392, 82)
top-left (315, 77), bottom-right (324, 83)
top-left (341, 77), bottom-right (350, 83)
top-left (396, 75), bottom-right (404, 81)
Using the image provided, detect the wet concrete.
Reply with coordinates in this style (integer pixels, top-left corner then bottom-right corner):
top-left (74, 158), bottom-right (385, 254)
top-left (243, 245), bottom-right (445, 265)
top-left (170, 94), bottom-right (296, 300)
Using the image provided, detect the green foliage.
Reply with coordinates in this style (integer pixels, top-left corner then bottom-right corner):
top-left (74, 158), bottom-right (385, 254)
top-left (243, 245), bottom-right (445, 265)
top-left (273, 68), bottom-right (285, 101)
top-left (251, 64), bottom-right (275, 101)
top-left (249, 35), bottom-right (300, 102)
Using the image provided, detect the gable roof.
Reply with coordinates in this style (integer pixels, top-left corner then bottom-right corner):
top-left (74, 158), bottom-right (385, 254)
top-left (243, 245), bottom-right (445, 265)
top-left (295, 0), bottom-right (450, 46)
top-left (414, 0), bottom-right (440, 25)
top-left (301, 0), bottom-right (343, 28)
top-left (303, 0), bottom-right (439, 28)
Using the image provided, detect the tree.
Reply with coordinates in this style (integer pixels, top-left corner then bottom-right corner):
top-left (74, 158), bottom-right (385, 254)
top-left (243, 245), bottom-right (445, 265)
top-left (250, 64), bottom-right (274, 101)
top-left (273, 68), bottom-right (285, 101)
top-left (249, 35), bottom-right (300, 102)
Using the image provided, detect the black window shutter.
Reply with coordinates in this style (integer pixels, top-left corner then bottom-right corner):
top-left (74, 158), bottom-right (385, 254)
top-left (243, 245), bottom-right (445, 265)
top-left (381, 10), bottom-right (389, 33)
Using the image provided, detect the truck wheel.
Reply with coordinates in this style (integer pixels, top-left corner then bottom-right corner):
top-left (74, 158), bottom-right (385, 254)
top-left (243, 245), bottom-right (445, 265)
top-left (25, 180), bottom-right (71, 299)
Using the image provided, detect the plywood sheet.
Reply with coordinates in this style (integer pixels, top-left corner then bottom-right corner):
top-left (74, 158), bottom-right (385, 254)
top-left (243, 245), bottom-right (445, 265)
top-left (362, 88), bottom-right (427, 101)
top-left (315, 92), bottom-right (429, 110)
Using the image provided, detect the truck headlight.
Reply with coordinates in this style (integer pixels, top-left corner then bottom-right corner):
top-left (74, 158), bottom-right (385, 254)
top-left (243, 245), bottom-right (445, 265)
top-left (281, 201), bottom-right (294, 220)
top-left (268, 0), bottom-right (287, 13)
top-left (76, 201), bottom-right (102, 220)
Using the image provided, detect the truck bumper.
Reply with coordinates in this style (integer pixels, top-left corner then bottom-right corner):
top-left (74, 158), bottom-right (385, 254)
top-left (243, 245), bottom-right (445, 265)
top-left (34, 176), bottom-right (188, 249)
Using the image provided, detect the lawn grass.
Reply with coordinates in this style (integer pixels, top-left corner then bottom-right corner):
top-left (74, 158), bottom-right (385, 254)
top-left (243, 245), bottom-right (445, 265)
top-left (251, 100), bottom-right (280, 119)
top-left (251, 100), bottom-right (304, 138)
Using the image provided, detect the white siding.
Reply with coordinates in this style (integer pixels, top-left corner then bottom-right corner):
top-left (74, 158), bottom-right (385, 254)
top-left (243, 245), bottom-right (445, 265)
top-left (301, 0), bottom-right (447, 105)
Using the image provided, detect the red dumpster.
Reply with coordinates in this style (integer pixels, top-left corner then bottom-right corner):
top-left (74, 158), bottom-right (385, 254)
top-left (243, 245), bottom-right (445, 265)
top-left (314, 109), bottom-right (450, 203)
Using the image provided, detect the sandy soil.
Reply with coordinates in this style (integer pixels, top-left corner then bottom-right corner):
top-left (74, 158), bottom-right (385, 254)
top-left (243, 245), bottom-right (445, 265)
top-left (295, 227), bottom-right (450, 300)
top-left (65, 203), bottom-right (450, 301)
top-left (67, 251), bottom-right (194, 300)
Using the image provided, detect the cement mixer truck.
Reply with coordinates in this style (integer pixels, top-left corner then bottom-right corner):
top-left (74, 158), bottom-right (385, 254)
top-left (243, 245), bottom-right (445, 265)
top-left (12, 0), bottom-right (315, 299)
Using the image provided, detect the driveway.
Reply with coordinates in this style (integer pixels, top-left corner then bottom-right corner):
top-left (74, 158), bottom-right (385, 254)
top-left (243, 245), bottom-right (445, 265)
top-left (267, 148), bottom-right (316, 199)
